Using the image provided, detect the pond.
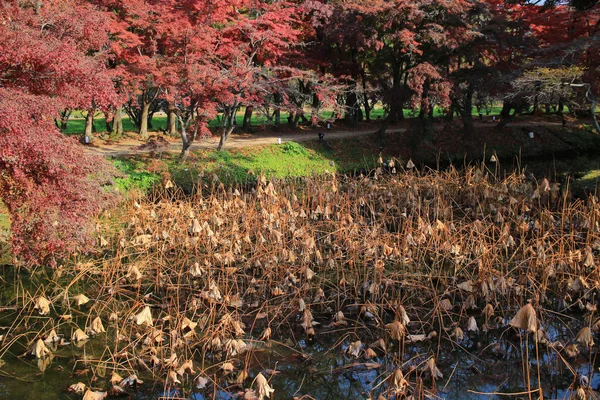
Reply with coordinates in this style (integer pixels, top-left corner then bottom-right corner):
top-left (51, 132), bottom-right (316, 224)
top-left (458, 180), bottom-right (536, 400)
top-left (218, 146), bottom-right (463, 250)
top-left (0, 306), bottom-right (597, 400)
top-left (1, 167), bottom-right (600, 399)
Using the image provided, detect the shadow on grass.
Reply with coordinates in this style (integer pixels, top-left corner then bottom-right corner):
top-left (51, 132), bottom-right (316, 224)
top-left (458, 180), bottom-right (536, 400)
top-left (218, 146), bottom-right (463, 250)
top-left (161, 139), bottom-right (380, 193)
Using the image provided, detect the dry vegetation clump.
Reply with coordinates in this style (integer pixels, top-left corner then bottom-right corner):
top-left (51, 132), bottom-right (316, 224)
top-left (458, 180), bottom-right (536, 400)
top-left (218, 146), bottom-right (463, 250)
top-left (4, 165), bottom-right (600, 398)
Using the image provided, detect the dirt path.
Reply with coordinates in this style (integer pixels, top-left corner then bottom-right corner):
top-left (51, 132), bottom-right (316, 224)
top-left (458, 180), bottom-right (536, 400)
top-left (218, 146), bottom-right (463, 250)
top-left (84, 127), bottom-right (408, 157)
top-left (83, 117), bottom-right (578, 158)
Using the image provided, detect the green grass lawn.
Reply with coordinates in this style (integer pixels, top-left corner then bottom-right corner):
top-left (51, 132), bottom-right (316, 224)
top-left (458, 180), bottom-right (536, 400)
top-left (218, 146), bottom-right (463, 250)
top-left (109, 138), bottom-right (380, 194)
top-left (169, 141), bottom-right (346, 189)
top-left (61, 104), bottom-right (512, 136)
top-left (62, 103), bottom-right (597, 137)
top-left (63, 115), bottom-right (153, 135)
top-left (64, 113), bottom-right (273, 135)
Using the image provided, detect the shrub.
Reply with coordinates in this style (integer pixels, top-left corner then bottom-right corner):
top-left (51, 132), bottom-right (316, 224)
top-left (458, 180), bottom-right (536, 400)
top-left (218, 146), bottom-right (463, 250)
top-left (0, 91), bottom-right (119, 266)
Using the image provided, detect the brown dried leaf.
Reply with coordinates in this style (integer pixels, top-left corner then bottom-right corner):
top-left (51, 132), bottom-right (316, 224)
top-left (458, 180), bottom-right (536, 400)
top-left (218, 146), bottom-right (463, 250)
top-left (509, 303), bottom-right (537, 332)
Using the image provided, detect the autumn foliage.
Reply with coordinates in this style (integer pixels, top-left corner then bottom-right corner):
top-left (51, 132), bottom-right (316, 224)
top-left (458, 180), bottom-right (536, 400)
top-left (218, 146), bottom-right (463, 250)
top-left (0, 92), bottom-right (116, 264)
top-left (0, 0), bottom-right (118, 265)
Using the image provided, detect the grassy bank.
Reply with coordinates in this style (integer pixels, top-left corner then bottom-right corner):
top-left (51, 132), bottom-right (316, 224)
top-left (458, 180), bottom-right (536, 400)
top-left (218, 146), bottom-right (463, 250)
top-left (110, 119), bottom-right (600, 195)
top-left (112, 140), bottom-right (377, 194)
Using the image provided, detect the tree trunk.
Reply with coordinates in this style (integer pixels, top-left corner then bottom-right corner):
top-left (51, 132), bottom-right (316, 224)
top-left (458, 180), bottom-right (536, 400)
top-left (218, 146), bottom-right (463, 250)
top-left (310, 93), bottom-right (320, 126)
top-left (83, 109), bottom-right (95, 144)
top-left (557, 99), bottom-right (565, 116)
top-left (446, 104), bottom-right (455, 121)
top-left (387, 102), bottom-right (404, 124)
top-left (287, 111), bottom-right (302, 129)
top-left (217, 106), bottom-right (238, 151)
top-left (591, 99), bottom-right (600, 135)
top-left (496, 101), bottom-right (514, 128)
top-left (179, 129), bottom-right (190, 161)
top-left (532, 95), bottom-right (542, 115)
top-left (274, 92), bottom-right (283, 128)
top-left (344, 90), bottom-right (360, 127)
top-left (413, 80), bottom-right (434, 143)
top-left (418, 110), bottom-right (435, 143)
top-left (179, 124), bottom-right (197, 162)
top-left (147, 110), bottom-right (155, 130)
top-left (105, 110), bottom-right (114, 133)
top-left (361, 68), bottom-right (371, 122)
top-left (274, 109), bottom-right (281, 127)
top-left (139, 102), bottom-right (151, 140)
top-left (461, 86), bottom-right (475, 140)
top-left (124, 99), bottom-right (140, 128)
top-left (463, 113), bottom-right (474, 140)
top-left (363, 98), bottom-right (371, 122)
top-left (376, 116), bottom-right (390, 138)
top-left (108, 107), bottom-right (123, 138)
top-left (167, 108), bottom-right (177, 136)
top-left (217, 126), bottom-right (234, 151)
top-left (180, 145), bottom-right (191, 162)
top-left (295, 113), bottom-right (303, 127)
top-left (242, 106), bottom-right (254, 131)
top-left (114, 107), bottom-right (123, 137)
top-left (388, 70), bottom-right (405, 124)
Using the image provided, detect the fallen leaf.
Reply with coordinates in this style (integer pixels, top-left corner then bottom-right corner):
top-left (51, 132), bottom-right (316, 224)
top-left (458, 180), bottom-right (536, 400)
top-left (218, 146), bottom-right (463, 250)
top-left (110, 372), bottom-right (124, 385)
top-left (72, 329), bottom-right (89, 342)
top-left (346, 340), bottom-right (362, 358)
top-left (34, 297), bottom-right (51, 315)
top-left (392, 368), bottom-right (408, 392)
top-left (166, 370), bottom-right (181, 385)
top-left (255, 373), bottom-right (274, 400)
top-left (259, 327), bottom-right (271, 341)
top-left (29, 339), bottom-right (50, 358)
top-left (127, 265), bottom-right (143, 281)
top-left (82, 389), bottom-right (107, 400)
top-left (73, 294), bottom-right (90, 306)
top-left (68, 382), bottom-right (86, 395)
top-left (386, 320), bottom-right (406, 341)
top-left (195, 375), bottom-right (209, 389)
top-left (509, 303), bottom-right (537, 332)
top-left (132, 306), bottom-right (153, 326)
top-left (467, 316), bottom-right (479, 333)
top-left (120, 374), bottom-right (143, 387)
top-left (44, 329), bottom-right (60, 344)
top-left (87, 317), bottom-right (105, 335)
top-left (424, 357), bottom-right (443, 379)
top-left (221, 362), bottom-right (235, 372)
top-left (575, 327), bottom-right (594, 348)
top-left (176, 360), bottom-right (195, 376)
top-left (363, 348), bottom-right (377, 359)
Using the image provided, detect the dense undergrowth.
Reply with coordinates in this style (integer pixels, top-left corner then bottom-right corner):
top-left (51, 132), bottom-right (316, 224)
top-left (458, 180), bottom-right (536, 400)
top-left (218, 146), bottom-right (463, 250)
top-left (2, 166), bottom-right (600, 399)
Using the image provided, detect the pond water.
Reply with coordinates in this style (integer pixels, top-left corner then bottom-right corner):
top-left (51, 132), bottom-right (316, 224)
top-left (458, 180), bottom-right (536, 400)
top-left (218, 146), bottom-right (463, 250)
top-left (2, 162), bottom-right (600, 400)
top-left (0, 289), bottom-right (597, 400)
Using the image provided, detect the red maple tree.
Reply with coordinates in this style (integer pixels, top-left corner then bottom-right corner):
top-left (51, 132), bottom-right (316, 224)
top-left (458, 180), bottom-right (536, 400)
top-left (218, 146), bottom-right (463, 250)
top-left (0, 0), bottom-right (118, 265)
